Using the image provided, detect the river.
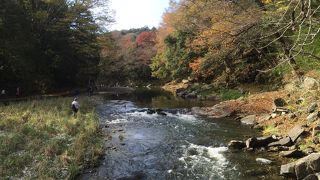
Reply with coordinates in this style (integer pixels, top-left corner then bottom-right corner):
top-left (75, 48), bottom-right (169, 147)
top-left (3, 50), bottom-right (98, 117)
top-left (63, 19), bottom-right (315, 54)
top-left (81, 88), bottom-right (284, 180)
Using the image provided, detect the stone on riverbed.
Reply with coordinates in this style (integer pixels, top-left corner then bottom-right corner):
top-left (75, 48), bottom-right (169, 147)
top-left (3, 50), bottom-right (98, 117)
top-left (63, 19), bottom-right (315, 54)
top-left (228, 140), bottom-right (246, 150)
top-left (241, 115), bottom-right (257, 126)
top-left (147, 109), bottom-right (156, 114)
top-left (256, 158), bottom-right (273, 165)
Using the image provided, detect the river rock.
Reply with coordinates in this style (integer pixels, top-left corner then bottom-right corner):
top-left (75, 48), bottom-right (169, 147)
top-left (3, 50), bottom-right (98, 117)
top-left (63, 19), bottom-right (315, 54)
top-left (185, 91), bottom-right (197, 99)
top-left (281, 153), bottom-right (320, 179)
top-left (147, 109), bottom-right (156, 114)
top-left (280, 161), bottom-right (296, 177)
top-left (192, 105), bottom-right (233, 118)
top-left (273, 107), bottom-right (290, 114)
top-left (303, 147), bottom-right (315, 155)
top-left (246, 136), bottom-right (278, 149)
top-left (303, 77), bottom-right (319, 90)
top-left (268, 136), bottom-right (293, 147)
top-left (307, 112), bottom-right (320, 123)
top-left (268, 146), bottom-right (289, 152)
top-left (241, 115), bottom-right (257, 126)
top-left (191, 107), bottom-right (206, 115)
top-left (288, 125), bottom-right (305, 142)
top-left (274, 98), bottom-right (287, 108)
top-left (279, 149), bottom-right (305, 158)
top-left (256, 158), bottom-right (273, 165)
top-left (308, 103), bottom-right (318, 113)
top-left (228, 140), bottom-right (246, 150)
top-left (303, 173), bottom-right (320, 180)
top-left (312, 126), bottom-right (320, 137)
top-left (295, 153), bottom-right (320, 180)
top-left (155, 109), bottom-right (167, 116)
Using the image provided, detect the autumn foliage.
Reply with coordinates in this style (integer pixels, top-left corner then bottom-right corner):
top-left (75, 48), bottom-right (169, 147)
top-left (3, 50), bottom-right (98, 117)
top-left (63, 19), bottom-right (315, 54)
top-left (151, 0), bottom-right (279, 85)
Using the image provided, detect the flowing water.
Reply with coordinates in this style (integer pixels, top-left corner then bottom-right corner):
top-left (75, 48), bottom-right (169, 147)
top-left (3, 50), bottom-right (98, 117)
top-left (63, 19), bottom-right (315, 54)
top-left (81, 88), bottom-right (284, 180)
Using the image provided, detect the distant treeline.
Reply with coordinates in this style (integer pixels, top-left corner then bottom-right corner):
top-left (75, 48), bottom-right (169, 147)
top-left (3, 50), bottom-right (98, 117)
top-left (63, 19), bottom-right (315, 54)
top-left (1, 0), bottom-right (319, 94)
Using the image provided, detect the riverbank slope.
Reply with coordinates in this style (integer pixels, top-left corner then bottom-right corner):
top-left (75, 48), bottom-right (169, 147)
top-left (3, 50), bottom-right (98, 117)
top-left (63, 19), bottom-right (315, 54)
top-left (163, 75), bottom-right (320, 179)
top-left (0, 97), bottom-right (103, 179)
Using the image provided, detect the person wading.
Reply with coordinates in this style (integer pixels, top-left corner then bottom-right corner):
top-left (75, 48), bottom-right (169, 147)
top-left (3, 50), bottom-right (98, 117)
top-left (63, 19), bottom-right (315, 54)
top-left (71, 98), bottom-right (80, 117)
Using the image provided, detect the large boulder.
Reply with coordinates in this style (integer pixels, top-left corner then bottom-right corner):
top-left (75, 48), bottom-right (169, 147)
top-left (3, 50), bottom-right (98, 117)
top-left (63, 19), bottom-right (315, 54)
top-left (196, 104), bottom-right (233, 118)
top-left (241, 115), bottom-right (257, 126)
top-left (280, 153), bottom-right (320, 179)
top-left (279, 149), bottom-right (306, 158)
top-left (303, 173), bottom-right (320, 180)
top-left (303, 77), bottom-right (319, 90)
top-left (246, 136), bottom-right (278, 149)
top-left (288, 125), bottom-right (305, 142)
top-left (280, 161), bottom-right (296, 177)
top-left (268, 136), bottom-right (293, 147)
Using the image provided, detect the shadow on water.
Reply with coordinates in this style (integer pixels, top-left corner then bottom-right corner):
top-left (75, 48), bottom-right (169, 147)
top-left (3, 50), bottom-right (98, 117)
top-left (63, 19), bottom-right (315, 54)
top-left (103, 88), bottom-right (218, 109)
top-left (80, 88), bottom-right (285, 180)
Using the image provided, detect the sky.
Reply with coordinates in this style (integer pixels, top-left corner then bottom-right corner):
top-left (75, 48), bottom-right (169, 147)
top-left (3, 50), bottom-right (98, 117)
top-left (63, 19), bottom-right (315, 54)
top-left (109, 0), bottom-right (170, 31)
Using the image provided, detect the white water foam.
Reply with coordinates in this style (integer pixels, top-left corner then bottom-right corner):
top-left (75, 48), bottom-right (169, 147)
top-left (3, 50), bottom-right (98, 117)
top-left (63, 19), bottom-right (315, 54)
top-left (179, 143), bottom-right (229, 179)
top-left (125, 111), bottom-right (159, 118)
top-left (167, 112), bottom-right (199, 123)
top-left (107, 118), bottom-right (129, 124)
top-left (126, 110), bottom-right (200, 123)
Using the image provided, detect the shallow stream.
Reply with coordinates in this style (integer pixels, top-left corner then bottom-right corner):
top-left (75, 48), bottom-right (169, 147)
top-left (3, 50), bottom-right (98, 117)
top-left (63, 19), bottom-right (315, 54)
top-left (81, 88), bottom-right (284, 180)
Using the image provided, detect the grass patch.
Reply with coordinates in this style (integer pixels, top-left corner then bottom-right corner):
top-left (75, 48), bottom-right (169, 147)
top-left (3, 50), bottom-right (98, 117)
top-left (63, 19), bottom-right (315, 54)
top-left (218, 89), bottom-right (244, 100)
top-left (198, 86), bottom-right (244, 100)
top-left (299, 140), bottom-right (314, 151)
top-left (0, 97), bottom-right (103, 179)
top-left (263, 125), bottom-right (279, 135)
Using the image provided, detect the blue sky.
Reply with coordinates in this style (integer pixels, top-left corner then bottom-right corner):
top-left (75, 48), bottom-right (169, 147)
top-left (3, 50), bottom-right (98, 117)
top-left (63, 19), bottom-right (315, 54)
top-left (109, 0), bottom-right (170, 30)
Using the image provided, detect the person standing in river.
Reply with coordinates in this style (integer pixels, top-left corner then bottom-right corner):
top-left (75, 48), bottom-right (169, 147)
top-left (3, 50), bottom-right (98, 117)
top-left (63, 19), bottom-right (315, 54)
top-left (16, 87), bottom-right (20, 97)
top-left (71, 98), bottom-right (80, 117)
top-left (1, 89), bottom-right (9, 105)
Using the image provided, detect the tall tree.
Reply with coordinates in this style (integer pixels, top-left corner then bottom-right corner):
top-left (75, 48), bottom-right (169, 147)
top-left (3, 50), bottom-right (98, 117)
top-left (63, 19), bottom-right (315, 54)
top-left (0, 0), bottom-right (112, 93)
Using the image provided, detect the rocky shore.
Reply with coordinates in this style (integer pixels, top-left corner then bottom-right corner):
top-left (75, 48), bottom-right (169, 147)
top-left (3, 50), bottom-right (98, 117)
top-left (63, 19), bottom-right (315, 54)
top-left (163, 76), bottom-right (320, 179)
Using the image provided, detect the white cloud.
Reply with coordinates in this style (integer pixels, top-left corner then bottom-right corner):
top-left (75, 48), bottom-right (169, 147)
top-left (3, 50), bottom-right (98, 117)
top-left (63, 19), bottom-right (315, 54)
top-left (109, 0), bottom-right (169, 30)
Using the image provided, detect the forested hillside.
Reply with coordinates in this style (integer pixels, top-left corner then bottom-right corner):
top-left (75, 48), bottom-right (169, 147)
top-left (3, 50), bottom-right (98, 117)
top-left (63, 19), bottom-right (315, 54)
top-left (98, 27), bottom-right (157, 86)
top-left (151, 0), bottom-right (320, 86)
